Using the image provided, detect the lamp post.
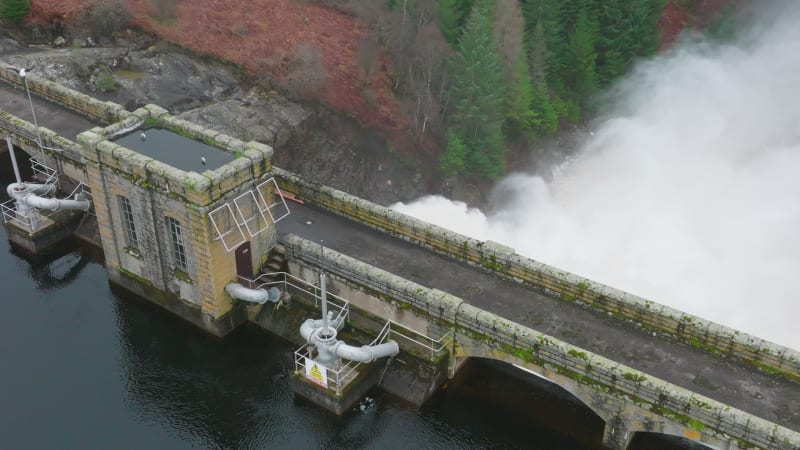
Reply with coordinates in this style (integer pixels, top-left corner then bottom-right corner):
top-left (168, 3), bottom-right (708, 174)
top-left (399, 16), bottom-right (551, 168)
top-left (19, 67), bottom-right (47, 165)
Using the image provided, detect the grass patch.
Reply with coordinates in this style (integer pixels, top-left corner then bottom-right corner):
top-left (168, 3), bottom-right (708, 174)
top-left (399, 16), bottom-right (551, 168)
top-left (116, 69), bottom-right (147, 80)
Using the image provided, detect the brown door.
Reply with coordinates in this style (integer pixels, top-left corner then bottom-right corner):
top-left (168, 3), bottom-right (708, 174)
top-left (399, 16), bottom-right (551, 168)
top-left (235, 241), bottom-right (253, 286)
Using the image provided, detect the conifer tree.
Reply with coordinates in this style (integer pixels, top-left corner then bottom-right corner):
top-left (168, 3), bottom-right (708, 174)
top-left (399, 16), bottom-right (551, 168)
top-left (505, 55), bottom-right (535, 135)
top-left (436, 0), bottom-right (477, 45)
top-left (562, 7), bottom-right (598, 121)
top-left (439, 131), bottom-right (468, 175)
top-left (437, 0), bottom-right (461, 44)
top-left (529, 79), bottom-right (558, 135)
top-left (492, 0), bottom-right (532, 135)
top-left (447, 0), bottom-right (506, 178)
top-left (0, 0), bottom-right (30, 24)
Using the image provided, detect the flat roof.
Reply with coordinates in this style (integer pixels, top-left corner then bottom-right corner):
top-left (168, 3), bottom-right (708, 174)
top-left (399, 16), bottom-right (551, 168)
top-left (111, 127), bottom-right (235, 173)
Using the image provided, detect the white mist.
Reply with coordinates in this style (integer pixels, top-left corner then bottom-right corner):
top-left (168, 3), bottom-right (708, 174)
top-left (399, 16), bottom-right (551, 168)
top-left (393, 3), bottom-right (800, 350)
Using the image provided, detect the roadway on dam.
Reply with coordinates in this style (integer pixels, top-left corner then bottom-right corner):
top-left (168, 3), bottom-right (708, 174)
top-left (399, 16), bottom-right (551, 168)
top-left (0, 83), bottom-right (98, 142)
top-left (1, 82), bottom-right (798, 433)
top-left (277, 197), bottom-right (800, 432)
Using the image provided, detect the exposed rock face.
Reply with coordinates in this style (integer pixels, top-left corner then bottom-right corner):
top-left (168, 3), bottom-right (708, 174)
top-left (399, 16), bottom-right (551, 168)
top-left (1, 47), bottom-right (243, 113)
top-left (0, 37), bottom-right (24, 55)
top-left (0, 39), bottom-right (428, 205)
top-left (177, 90), bottom-right (309, 150)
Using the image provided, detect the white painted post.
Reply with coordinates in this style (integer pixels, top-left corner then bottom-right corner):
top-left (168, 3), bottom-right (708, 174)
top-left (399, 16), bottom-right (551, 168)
top-left (6, 137), bottom-right (22, 184)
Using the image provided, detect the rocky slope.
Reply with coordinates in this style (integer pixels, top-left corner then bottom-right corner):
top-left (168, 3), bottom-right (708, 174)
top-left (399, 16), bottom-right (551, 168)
top-left (0, 41), bottom-right (426, 204)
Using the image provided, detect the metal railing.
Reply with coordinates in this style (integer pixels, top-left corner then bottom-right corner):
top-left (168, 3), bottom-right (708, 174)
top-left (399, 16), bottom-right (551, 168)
top-left (1, 182), bottom-right (93, 231)
top-left (251, 270), bottom-right (454, 395)
top-left (294, 344), bottom-right (360, 395)
top-left (292, 319), bottom-right (451, 396)
top-left (374, 319), bottom-right (452, 362)
top-left (241, 270), bottom-right (350, 320)
top-left (0, 198), bottom-right (45, 231)
top-left (30, 156), bottom-right (58, 187)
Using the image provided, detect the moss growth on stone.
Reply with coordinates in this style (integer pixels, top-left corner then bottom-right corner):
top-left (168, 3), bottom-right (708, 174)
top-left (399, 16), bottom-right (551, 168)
top-left (568, 349), bottom-right (589, 360)
top-left (173, 269), bottom-right (193, 284)
top-left (119, 267), bottom-right (153, 287)
top-left (622, 372), bottom-right (646, 382)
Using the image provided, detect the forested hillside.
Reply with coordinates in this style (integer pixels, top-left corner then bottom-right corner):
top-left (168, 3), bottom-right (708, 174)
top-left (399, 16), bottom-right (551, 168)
top-left (434, 0), bottom-right (664, 178)
top-left (10, 0), bottom-right (735, 185)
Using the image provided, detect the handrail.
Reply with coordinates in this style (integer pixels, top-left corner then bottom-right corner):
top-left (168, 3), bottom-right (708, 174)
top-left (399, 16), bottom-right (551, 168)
top-left (373, 320), bottom-right (451, 361)
top-left (239, 271), bottom-right (351, 322)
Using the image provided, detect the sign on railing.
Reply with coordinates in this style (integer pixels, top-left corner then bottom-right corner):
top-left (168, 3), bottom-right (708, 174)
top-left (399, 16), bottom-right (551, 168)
top-left (304, 358), bottom-right (329, 388)
top-left (208, 177), bottom-right (291, 252)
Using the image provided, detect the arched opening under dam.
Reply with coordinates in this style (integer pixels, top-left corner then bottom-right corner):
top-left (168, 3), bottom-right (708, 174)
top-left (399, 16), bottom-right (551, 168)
top-left (629, 431), bottom-right (718, 450)
top-left (429, 357), bottom-right (606, 449)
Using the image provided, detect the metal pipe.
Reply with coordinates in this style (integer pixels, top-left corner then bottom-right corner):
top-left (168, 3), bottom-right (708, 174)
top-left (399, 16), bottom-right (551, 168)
top-left (332, 341), bottom-right (399, 363)
top-left (6, 137), bottom-right (21, 184)
top-left (22, 74), bottom-right (45, 164)
top-left (300, 314), bottom-right (346, 341)
top-left (7, 182), bottom-right (56, 196)
top-left (7, 182), bottom-right (89, 212)
top-left (225, 283), bottom-right (280, 304)
top-left (320, 273), bottom-right (328, 329)
top-left (22, 193), bottom-right (91, 211)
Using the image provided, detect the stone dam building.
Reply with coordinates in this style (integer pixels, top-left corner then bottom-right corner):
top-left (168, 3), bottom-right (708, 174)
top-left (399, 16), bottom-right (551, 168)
top-left (0, 63), bottom-right (799, 450)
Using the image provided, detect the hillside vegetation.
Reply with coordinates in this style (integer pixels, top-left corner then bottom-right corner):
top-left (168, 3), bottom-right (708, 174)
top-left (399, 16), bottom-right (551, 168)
top-left (13, 0), bottom-right (736, 183)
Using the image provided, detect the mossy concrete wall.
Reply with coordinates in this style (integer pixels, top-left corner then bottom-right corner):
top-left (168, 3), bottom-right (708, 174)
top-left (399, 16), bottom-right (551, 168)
top-left (0, 64), bottom-right (128, 124)
top-left (0, 110), bottom-right (88, 187)
top-left (0, 72), bottom-right (279, 336)
top-left (281, 233), bottom-right (800, 450)
top-left (274, 167), bottom-right (800, 383)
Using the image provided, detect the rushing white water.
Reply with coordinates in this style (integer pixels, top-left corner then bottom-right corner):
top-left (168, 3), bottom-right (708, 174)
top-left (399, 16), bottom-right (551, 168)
top-left (393, 3), bottom-right (800, 350)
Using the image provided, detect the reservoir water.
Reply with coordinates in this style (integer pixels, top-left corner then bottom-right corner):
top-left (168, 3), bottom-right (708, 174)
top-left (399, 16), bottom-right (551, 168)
top-left (0, 161), bottom-right (695, 450)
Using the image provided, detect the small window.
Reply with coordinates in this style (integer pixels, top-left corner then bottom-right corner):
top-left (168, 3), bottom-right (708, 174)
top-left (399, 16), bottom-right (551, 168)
top-left (119, 196), bottom-right (138, 249)
top-left (166, 216), bottom-right (187, 271)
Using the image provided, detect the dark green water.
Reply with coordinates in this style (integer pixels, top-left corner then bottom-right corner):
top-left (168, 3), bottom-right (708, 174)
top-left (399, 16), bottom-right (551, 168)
top-left (0, 160), bottom-right (696, 450)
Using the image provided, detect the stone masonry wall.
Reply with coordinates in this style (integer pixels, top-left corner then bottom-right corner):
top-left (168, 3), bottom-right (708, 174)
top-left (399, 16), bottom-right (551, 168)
top-left (274, 167), bottom-right (800, 382)
top-left (0, 65), bottom-right (128, 124)
top-left (282, 233), bottom-right (800, 450)
top-left (0, 109), bottom-right (87, 185)
top-left (78, 104), bottom-right (276, 320)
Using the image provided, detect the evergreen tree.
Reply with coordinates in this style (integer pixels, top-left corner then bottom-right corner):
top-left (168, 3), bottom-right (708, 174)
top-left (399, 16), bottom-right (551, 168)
top-left (594, 0), bottom-right (627, 84)
top-left (562, 7), bottom-right (598, 120)
top-left (529, 79), bottom-right (558, 135)
top-left (505, 54), bottom-right (535, 135)
top-left (437, 0), bottom-right (461, 44)
top-left (527, 20), bottom-right (549, 84)
top-left (492, 0), bottom-right (532, 135)
top-left (439, 130), bottom-right (468, 175)
top-left (447, 0), bottom-right (506, 178)
top-left (436, 0), bottom-right (477, 45)
top-left (524, 18), bottom-right (559, 136)
top-left (0, 0), bottom-right (30, 24)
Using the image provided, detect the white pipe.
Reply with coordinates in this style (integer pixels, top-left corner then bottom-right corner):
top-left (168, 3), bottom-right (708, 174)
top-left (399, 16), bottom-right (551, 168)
top-left (331, 341), bottom-right (399, 363)
top-left (7, 182), bottom-right (90, 212)
top-left (225, 283), bottom-right (280, 305)
top-left (6, 137), bottom-right (22, 184)
top-left (300, 317), bottom-right (398, 364)
top-left (300, 315), bottom-right (345, 341)
top-left (22, 192), bottom-right (91, 211)
top-left (320, 273), bottom-right (328, 329)
top-left (7, 182), bottom-right (54, 197)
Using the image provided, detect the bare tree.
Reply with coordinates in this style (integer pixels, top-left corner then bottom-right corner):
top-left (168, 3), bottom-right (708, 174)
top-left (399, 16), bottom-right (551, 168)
top-left (492, 0), bottom-right (525, 77)
top-left (72, 0), bottom-right (131, 44)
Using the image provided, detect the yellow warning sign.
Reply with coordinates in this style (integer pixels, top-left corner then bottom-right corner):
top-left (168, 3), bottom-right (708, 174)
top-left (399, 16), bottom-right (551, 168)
top-left (305, 357), bottom-right (328, 388)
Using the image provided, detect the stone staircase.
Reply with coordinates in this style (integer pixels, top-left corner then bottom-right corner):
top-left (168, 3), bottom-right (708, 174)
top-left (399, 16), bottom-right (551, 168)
top-left (262, 243), bottom-right (287, 277)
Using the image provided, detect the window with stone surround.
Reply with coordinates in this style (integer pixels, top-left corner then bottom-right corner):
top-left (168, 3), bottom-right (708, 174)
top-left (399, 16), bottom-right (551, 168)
top-left (118, 196), bottom-right (139, 249)
top-left (166, 216), bottom-right (187, 271)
